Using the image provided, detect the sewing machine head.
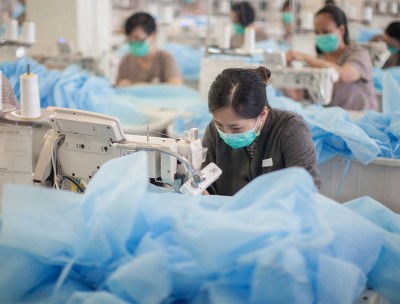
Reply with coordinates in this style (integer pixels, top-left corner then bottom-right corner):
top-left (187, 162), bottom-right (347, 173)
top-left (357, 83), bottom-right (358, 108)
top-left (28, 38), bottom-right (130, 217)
top-left (270, 66), bottom-right (339, 105)
top-left (358, 41), bottom-right (391, 67)
top-left (34, 108), bottom-right (220, 195)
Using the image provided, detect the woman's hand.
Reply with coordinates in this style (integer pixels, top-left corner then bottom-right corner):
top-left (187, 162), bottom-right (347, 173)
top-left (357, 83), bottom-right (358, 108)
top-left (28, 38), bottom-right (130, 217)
top-left (286, 50), bottom-right (306, 63)
top-left (116, 79), bottom-right (131, 87)
top-left (202, 189), bottom-right (209, 195)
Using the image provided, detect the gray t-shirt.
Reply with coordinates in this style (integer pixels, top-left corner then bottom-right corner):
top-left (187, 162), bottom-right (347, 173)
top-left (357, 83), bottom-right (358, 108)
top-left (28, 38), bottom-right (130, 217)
top-left (116, 50), bottom-right (181, 84)
top-left (202, 109), bottom-right (321, 196)
top-left (329, 45), bottom-right (378, 111)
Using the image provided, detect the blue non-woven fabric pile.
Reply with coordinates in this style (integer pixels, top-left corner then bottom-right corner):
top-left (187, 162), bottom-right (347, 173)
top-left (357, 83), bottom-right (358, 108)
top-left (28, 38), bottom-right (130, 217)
top-left (0, 152), bottom-right (399, 303)
top-left (355, 28), bottom-right (384, 43)
top-left (373, 66), bottom-right (400, 92)
top-left (0, 57), bottom-right (204, 126)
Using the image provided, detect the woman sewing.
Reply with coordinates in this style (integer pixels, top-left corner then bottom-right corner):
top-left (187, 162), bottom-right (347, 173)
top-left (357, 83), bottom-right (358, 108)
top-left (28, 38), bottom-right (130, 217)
top-left (202, 67), bottom-right (320, 196)
top-left (116, 12), bottom-right (182, 86)
top-left (285, 5), bottom-right (378, 111)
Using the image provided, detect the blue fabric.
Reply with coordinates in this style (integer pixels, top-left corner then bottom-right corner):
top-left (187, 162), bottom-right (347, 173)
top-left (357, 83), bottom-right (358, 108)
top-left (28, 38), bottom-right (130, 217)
top-left (344, 197), bottom-right (400, 302)
top-left (373, 66), bottom-right (400, 92)
top-left (0, 58), bottom-right (205, 126)
top-left (305, 107), bottom-right (380, 164)
top-left (345, 197), bottom-right (400, 234)
top-left (0, 152), bottom-right (400, 303)
top-left (163, 43), bottom-right (204, 81)
top-left (171, 104), bottom-right (211, 138)
top-left (67, 291), bottom-right (130, 304)
top-left (356, 28), bottom-right (384, 43)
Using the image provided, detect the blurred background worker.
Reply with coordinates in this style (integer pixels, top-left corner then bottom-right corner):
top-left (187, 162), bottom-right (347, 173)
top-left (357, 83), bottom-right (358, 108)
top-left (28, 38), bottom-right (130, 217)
top-left (116, 12), bottom-right (182, 87)
top-left (230, 1), bottom-right (268, 49)
top-left (382, 21), bottom-right (400, 68)
top-left (281, 0), bottom-right (301, 42)
top-left (285, 5), bottom-right (378, 111)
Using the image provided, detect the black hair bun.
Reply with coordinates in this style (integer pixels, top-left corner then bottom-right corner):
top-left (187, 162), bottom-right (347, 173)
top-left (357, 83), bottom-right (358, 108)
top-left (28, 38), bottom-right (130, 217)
top-left (253, 66), bottom-right (271, 84)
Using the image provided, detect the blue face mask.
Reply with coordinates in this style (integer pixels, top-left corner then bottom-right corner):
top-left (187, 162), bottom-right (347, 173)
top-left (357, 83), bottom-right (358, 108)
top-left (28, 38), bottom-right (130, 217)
top-left (216, 116), bottom-right (261, 149)
top-left (387, 44), bottom-right (400, 55)
top-left (128, 41), bottom-right (150, 57)
top-left (315, 33), bottom-right (339, 53)
top-left (233, 23), bottom-right (245, 35)
top-left (282, 12), bottom-right (293, 24)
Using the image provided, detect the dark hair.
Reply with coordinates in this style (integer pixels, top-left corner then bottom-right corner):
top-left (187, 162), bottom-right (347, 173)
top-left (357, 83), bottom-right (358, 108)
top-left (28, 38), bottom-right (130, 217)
top-left (282, 0), bottom-right (300, 13)
top-left (208, 67), bottom-right (271, 118)
top-left (231, 2), bottom-right (255, 27)
top-left (125, 12), bottom-right (156, 36)
top-left (385, 21), bottom-right (400, 41)
top-left (325, 0), bottom-right (336, 5)
top-left (315, 5), bottom-right (350, 54)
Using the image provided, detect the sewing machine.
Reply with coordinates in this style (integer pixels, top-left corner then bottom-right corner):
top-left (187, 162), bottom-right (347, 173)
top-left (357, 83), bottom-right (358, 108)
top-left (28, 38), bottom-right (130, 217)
top-left (270, 66), bottom-right (339, 105)
top-left (33, 108), bottom-right (221, 195)
top-left (0, 38), bottom-right (34, 62)
top-left (358, 41), bottom-right (391, 67)
top-left (264, 51), bottom-right (339, 105)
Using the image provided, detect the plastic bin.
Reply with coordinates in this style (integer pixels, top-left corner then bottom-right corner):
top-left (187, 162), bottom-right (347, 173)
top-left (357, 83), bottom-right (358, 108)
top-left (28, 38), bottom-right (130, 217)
top-left (319, 157), bottom-right (400, 213)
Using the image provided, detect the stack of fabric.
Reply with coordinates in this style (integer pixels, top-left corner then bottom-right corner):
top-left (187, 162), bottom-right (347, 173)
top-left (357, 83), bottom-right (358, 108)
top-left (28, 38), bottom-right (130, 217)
top-left (0, 152), bottom-right (399, 303)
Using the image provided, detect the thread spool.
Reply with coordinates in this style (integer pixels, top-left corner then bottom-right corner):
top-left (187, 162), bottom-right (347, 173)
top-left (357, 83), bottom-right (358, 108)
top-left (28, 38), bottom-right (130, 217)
top-left (0, 71), bottom-right (3, 111)
top-left (20, 68), bottom-right (41, 119)
top-left (22, 21), bottom-right (36, 44)
top-left (302, 12), bottom-right (314, 30)
top-left (364, 7), bottom-right (373, 22)
top-left (162, 6), bottom-right (174, 24)
top-left (147, 4), bottom-right (159, 18)
top-left (219, 23), bottom-right (231, 49)
top-left (244, 27), bottom-right (255, 53)
top-left (5, 19), bottom-right (18, 41)
top-left (390, 2), bottom-right (398, 15)
top-left (379, 1), bottom-right (388, 14)
top-left (220, 0), bottom-right (231, 14)
top-left (349, 5), bottom-right (357, 20)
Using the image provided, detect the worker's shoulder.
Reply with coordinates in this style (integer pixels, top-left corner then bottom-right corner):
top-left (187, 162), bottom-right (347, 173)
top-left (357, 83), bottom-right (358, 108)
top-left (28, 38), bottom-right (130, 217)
top-left (345, 44), bottom-right (369, 57)
top-left (271, 108), bottom-right (304, 124)
top-left (120, 53), bottom-right (135, 63)
top-left (156, 49), bottom-right (176, 61)
top-left (270, 109), bottom-right (308, 133)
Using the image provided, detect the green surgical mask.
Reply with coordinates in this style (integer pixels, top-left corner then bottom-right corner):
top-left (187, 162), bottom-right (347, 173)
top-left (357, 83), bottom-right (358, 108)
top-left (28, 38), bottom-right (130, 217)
top-left (233, 23), bottom-right (245, 35)
top-left (315, 33), bottom-right (339, 53)
top-left (216, 116), bottom-right (261, 149)
top-left (282, 12), bottom-right (293, 24)
top-left (128, 41), bottom-right (150, 57)
top-left (387, 44), bottom-right (400, 55)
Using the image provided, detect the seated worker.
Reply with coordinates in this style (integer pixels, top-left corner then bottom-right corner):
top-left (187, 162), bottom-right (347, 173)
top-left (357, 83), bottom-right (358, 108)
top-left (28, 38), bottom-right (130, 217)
top-left (382, 21), bottom-right (400, 68)
top-left (2, 74), bottom-right (19, 108)
top-left (230, 2), bottom-right (269, 49)
top-left (281, 0), bottom-right (301, 41)
top-left (285, 5), bottom-right (378, 111)
top-left (116, 12), bottom-right (182, 86)
top-left (202, 66), bottom-right (321, 196)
